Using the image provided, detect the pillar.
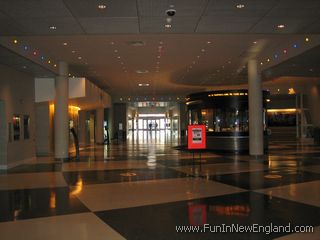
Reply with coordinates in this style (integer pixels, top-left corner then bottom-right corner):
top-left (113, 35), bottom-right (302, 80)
top-left (248, 59), bottom-right (263, 156)
top-left (78, 110), bottom-right (86, 146)
top-left (54, 62), bottom-right (69, 160)
top-left (95, 108), bottom-right (104, 144)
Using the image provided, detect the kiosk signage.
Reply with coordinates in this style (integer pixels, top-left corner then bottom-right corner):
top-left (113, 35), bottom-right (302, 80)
top-left (188, 125), bottom-right (206, 149)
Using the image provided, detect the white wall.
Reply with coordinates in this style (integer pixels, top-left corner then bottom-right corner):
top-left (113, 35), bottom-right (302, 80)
top-left (0, 64), bottom-right (36, 168)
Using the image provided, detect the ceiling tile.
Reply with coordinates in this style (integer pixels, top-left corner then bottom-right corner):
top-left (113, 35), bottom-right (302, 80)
top-left (138, 0), bottom-right (207, 17)
top-left (14, 17), bottom-right (84, 35)
top-left (140, 17), bottom-right (199, 33)
top-left (197, 16), bottom-right (260, 33)
top-left (204, 0), bottom-right (277, 16)
top-left (250, 17), bottom-right (317, 33)
top-left (64, 0), bottom-right (137, 18)
top-left (78, 17), bottom-right (139, 34)
top-left (0, 0), bottom-right (71, 18)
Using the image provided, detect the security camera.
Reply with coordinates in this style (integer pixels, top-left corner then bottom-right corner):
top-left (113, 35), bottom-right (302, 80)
top-left (166, 9), bottom-right (176, 17)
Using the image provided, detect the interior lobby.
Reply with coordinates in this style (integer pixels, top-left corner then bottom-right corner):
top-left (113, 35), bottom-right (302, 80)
top-left (0, 0), bottom-right (320, 239)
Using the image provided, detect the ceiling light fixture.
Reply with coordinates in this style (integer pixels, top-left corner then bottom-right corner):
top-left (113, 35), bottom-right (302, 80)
top-left (49, 26), bottom-right (57, 30)
top-left (98, 4), bottom-right (107, 9)
top-left (236, 4), bottom-right (245, 9)
top-left (63, 42), bottom-right (68, 46)
top-left (13, 39), bottom-right (18, 44)
top-left (138, 83), bottom-right (150, 87)
top-left (72, 50), bottom-right (76, 53)
top-left (201, 49), bottom-right (205, 52)
top-left (305, 37), bottom-right (309, 42)
top-left (165, 24), bottom-right (172, 28)
top-left (277, 24), bottom-right (285, 29)
top-left (78, 56), bottom-right (82, 60)
top-left (207, 41), bottom-right (211, 44)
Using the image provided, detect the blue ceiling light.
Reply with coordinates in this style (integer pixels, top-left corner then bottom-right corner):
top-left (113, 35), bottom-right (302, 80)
top-left (41, 56), bottom-right (45, 61)
top-left (23, 45), bottom-right (28, 51)
top-left (293, 43), bottom-right (298, 48)
top-left (274, 54), bottom-right (278, 59)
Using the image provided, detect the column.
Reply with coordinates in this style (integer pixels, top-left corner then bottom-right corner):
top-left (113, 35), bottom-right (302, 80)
top-left (54, 62), bottom-right (69, 160)
top-left (248, 59), bottom-right (263, 156)
top-left (78, 110), bottom-right (86, 146)
top-left (95, 108), bottom-right (104, 144)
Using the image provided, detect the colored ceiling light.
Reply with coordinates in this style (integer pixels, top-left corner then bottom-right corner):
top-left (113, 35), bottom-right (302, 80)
top-left (293, 44), bottom-right (298, 48)
top-left (283, 49), bottom-right (287, 54)
top-left (41, 56), bottom-right (45, 60)
top-left (274, 54), bottom-right (278, 59)
top-left (23, 45), bottom-right (28, 50)
top-left (33, 51), bottom-right (37, 56)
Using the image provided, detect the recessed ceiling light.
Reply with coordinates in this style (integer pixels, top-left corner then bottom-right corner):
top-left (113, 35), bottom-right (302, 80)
top-left (253, 41), bottom-right (257, 44)
top-left (117, 56), bottom-right (121, 59)
top-left (236, 4), bottom-right (245, 9)
top-left (63, 42), bottom-right (68, 46)
top-left (78, 56), bottom-right (82, 60)
top-left (201, 49), bottom-right (205, 52)
top-left (110, 41), bottom-right (115, 45)
top-left (13, 39), bottom-right (18, 44)
top-left (305, 37), bottom-right (309, 42)
top-left (53, 64), bottom-right (57, 67)
top-left (207, 41), bottom-right (211, 44)
top-left (49, 26), bottom-right (57, 30)
top-left (48, 60), bottom-right (51, 64)
top-left (98, 4), bottom-right (107, 9)
top-left (114, 49), bottom-right (118, 53)
top-left (277, 24), bottom-right (285, 29)
top-left (136, 70), bottom-right (149, 74)
top-left (72, 50), bottom-right (76, 53)
top-left (138, 83), bottom-right (150, 87)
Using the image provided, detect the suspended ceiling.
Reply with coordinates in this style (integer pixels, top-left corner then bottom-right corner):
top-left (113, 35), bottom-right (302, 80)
top-left (0, 0), bottom-right (319, 100)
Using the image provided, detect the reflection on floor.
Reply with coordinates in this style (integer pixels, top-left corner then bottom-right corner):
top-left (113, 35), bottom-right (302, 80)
top-left (0, 135), bottom-right (320, 239)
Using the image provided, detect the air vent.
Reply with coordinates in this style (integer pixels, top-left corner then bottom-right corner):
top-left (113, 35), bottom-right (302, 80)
top-left (128, 41), bottom-right (145, 47)
top-left (136, 69), bottom-right (149, 74)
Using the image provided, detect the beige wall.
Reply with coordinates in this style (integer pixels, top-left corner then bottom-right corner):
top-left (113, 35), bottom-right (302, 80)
top-left (0, 64), bottom-right (36, 168)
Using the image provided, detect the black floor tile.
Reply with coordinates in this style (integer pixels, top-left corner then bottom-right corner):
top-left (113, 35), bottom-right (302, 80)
top-left (0, 187), bottom-right (89, 222)
top-left (63, 168), bottom-right (189, 186)
top-left (157, 157), bottom-right (239, 167)
top-left (95, 191), bottom-right (320, 240)
top-left (210, 169), bottom-right (320, 190)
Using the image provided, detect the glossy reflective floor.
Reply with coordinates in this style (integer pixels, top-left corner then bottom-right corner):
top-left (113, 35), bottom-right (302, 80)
top-left (0, 130), bottom-right (320, 239)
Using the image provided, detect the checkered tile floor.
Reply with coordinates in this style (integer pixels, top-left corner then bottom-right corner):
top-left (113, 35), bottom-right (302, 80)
top-left (0, 139), bottom-right (319, 239)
